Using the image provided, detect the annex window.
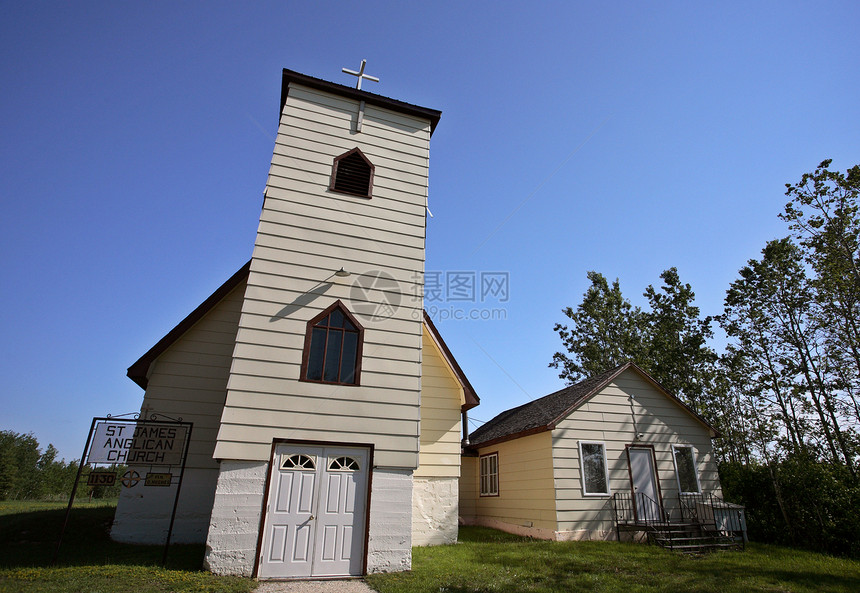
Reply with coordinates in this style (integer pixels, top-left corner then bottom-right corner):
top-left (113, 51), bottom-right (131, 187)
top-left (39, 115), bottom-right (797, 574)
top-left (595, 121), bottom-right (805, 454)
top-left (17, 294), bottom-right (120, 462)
top-left (479, 452), bottom-right (499, 497)
top-left (329, 147), bottom-right (374, 198)
top-left (673, 445), bottom-right (701, 494)
top-left (579, 441), bottom-right (610, 496)
top-left (301, 301), bottom-right (364, 386)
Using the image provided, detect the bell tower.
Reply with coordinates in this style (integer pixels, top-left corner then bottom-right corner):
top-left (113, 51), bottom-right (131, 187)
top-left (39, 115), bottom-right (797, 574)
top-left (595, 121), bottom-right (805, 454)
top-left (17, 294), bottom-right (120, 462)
top-left (205, 68), bottom-right (442, 576)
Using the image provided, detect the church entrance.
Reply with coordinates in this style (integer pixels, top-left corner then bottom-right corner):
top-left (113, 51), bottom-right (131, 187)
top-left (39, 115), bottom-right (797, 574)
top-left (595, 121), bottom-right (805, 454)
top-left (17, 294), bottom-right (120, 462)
top-left (258, 443), bottom-right (371, 578)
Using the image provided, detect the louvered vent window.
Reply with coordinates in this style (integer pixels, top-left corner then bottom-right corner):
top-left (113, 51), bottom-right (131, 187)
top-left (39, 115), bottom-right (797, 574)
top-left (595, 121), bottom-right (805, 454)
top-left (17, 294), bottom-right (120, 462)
top-left (330, 148), bottom-right (374, 198)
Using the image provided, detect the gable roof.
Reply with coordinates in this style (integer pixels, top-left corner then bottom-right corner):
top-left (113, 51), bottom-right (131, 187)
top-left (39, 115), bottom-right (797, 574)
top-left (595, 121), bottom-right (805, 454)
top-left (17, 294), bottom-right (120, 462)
top-left (280, 69), bottom-right (442, 135)
top-left (423, 311), bottom-right (479, 410)
top-left (467, 362), bottom-right (717, 448)
top-left (127, 261), bottom-right (251, 389)
top-left (127, 263), bottom-right (479, 413)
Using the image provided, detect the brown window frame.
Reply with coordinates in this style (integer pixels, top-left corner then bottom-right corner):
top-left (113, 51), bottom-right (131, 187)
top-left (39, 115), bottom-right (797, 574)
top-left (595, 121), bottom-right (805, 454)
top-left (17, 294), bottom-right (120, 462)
top-left (479, 451), bottom-right (499, 497)
top-left (299, 300), bottom-right (364, 386)
top-left (329, 147), bottom-right (374, 199)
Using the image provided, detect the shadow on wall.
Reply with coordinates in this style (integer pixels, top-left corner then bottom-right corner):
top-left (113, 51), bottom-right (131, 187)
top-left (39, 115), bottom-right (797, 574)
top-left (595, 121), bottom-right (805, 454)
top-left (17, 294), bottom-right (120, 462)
top-left (270, 282), bottom-right (333, 321)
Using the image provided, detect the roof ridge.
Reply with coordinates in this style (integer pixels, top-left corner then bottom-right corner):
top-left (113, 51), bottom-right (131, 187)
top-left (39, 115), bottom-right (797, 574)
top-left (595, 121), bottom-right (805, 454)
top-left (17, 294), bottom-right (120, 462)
top-left (467, 362), bottom-right (631, 447)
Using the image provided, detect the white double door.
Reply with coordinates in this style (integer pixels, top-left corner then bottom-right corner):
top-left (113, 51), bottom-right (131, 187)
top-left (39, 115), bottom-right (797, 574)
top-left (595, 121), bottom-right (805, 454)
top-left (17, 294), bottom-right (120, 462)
top-left (259, 444), bottom-right (370, 579)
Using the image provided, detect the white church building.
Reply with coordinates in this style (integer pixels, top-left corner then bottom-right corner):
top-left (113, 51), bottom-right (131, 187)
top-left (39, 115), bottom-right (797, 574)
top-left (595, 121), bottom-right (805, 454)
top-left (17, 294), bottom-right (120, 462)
top-left (112, 68), bottom-right (479, 578)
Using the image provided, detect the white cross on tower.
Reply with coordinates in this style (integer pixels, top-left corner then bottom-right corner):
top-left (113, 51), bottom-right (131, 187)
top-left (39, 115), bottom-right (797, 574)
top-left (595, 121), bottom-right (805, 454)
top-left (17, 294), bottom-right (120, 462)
top-left (342, 60), bottom-right (379, 90)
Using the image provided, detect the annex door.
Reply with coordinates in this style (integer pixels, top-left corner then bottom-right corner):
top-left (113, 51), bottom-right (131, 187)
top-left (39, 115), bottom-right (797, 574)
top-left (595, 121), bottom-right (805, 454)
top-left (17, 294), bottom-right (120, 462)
top-left (628, 447), bottom-right (662, 522)
top-left (258, 444), bottom-right (370, 579)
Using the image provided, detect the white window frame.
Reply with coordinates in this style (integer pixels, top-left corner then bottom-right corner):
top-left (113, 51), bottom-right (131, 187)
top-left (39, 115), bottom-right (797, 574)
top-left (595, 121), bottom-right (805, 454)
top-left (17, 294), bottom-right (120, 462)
top-left (579, 441), bottom-right (611, 496)
top-left (479, 452), bottom-right (499, 497)
top-left (672, 445), bottom-right (702, 494)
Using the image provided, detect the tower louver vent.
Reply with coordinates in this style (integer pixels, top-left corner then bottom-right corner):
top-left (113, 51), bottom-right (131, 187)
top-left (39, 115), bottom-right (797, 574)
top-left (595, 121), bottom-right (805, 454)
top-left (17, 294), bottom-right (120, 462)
top-left (330, 148), bottom-right (374, 198)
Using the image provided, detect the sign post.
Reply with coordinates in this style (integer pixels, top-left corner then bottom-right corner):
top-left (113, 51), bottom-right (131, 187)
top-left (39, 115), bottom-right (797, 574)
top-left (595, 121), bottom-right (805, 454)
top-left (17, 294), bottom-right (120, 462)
top-left (54, 414), bottom-right (192, 566)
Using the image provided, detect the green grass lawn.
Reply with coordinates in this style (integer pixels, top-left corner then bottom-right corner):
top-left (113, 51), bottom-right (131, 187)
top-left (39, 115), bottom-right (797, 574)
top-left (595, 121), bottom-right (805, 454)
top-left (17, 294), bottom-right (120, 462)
top-left (366, 526), bottom-right (860, 593)
top-left (0, 500), bottom-right (254, 593)
top-left (3, 501), bottom-right (858, 593)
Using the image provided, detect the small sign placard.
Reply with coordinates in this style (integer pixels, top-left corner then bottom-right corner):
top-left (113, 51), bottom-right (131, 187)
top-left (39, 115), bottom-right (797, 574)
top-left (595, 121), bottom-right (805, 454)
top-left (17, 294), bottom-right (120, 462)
top-left (87, 471), bottom-right (117, 486)
top-left (145, 472), bottom-right (173, 487)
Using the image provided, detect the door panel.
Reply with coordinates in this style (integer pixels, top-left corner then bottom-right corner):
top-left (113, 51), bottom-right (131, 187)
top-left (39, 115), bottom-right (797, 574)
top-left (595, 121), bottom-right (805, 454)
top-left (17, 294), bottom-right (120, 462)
top-left (312, 448), bottom-right (369, 576)
top-left (259, 444), bottom-right (369, 579)
top-left (628, 447), bottom-right (662, 522)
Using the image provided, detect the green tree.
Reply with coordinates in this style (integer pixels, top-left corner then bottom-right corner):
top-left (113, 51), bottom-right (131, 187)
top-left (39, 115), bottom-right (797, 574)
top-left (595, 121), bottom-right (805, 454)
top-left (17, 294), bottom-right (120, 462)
top-left (550, 268), bottom-right (717, 418)
top-left (549, 271), bottom-right (647, 383)
top-left (781, 160), bottom-right (860, 431)
top-left (642, 267), bottom-right (717, 413)
top-left (0, 430), bottom-right (78, 500)
top-left (0, 431), bottom-right (41, 499)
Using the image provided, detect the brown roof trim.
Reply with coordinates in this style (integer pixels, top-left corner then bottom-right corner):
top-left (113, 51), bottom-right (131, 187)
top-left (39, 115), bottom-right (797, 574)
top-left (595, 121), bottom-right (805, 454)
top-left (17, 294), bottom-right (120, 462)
top-left (280, 69), bottom-right (442, 136)
top-left (422, 311), bottom-right (480, 411)
top-left (466, 362), bottom-right (718, 450)
top-left (126, 261), bottom-right (251, 390)
top-left (465, 425), bottom-right (548, 451)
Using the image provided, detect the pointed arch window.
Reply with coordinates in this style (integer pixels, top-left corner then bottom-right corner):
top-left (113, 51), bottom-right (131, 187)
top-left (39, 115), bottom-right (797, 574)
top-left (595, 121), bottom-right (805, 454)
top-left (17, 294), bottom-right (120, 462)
top-left (300, 301), bottom-right (364, 385)
top-left (329, 148), bottom-right (374, 198)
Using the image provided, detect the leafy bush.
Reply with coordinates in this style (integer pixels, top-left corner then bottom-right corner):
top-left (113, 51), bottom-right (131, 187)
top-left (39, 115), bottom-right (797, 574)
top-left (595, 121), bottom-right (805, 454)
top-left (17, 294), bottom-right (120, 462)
top-left (720, 457), bottom-right (860, 558)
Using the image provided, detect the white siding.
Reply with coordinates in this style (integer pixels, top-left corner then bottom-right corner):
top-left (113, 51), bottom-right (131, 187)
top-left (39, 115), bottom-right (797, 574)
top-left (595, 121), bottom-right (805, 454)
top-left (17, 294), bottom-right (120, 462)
top-left (415, 327), bottom-right (463, 478)
top-left (552, 368), bottom-right (720, 539)
top-left (412, 325), bottom-right (464, 546)
top-left (137, 281), bottom-right (245, 469)
top-left (214, 82), bottom-right (431, 468)
top-left (112, 281), bottom-right (245, 545)
top-left (470, 432), bottom-right (557, 536)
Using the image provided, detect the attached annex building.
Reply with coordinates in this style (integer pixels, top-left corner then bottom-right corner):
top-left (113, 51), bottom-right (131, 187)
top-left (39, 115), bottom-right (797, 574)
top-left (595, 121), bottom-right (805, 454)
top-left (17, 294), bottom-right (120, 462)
top-left (460, 363), bottom-right (722, 541)
top-left (112, 69), bottom-right (478, 578)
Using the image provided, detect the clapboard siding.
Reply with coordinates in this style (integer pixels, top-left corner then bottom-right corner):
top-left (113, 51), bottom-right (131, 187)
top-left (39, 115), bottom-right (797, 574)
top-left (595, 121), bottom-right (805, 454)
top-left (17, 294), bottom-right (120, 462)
top-left (471, 432), bottom-right (556, 531)
top-left (274, 123), bottom-right (429, 170)
top-left (266, 159), bottom-right (430, 210)
top-left (251, 245), bottom-right (424, 279)
top-left (286, 87), bottom-right (430, 145)
top-left (214, 81), bottom-right (429, 467)
top-left (221, 391), bottom-right (420, 420)
top-left (139, 282), bottom-right (245, 471)
top-left (552, 368), bottom-right (719, 535)
top-left (415, 328), bottom-right (463, 479)
top-left (259, 205), bottom-right (425, 250)
top-left (254, 224), bottom-right (423, 263)
top-left (261, 184), bottom-right (425, 229)
top-left (459, 456), bottom-right (478, 519)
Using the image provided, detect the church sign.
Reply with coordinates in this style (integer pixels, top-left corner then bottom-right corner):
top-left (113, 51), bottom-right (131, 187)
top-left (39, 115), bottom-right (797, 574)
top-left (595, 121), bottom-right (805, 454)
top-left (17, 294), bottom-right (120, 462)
top-left (55, 414), bottom-right (193, 567)
top-left (88, 421), bottom-right (188, 466)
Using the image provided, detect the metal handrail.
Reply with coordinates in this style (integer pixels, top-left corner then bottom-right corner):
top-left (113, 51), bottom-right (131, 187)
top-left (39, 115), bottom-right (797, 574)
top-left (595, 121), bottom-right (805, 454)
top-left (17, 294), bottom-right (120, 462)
top-left (679, 492), bottom-right (746, 548)
top-left (612, 492), bottom-right (668, 525)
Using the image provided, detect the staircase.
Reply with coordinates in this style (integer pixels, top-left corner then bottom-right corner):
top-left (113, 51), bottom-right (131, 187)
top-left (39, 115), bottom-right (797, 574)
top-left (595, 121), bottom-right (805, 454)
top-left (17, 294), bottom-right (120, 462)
top-left (613, 492), bottom-right (746, 554)
top-left (645, 522), bottom-right (742, 554)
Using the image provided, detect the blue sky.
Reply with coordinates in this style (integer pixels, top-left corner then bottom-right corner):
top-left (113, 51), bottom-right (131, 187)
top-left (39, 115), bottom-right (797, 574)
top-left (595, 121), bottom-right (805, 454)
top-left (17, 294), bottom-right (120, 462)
top-left (2, 1), bottom-right (858, 460)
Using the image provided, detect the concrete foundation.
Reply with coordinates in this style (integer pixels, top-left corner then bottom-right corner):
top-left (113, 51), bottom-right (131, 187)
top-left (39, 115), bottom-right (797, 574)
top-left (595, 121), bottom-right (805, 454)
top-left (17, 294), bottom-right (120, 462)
top-left (111, 467), bottom-right (218, 544)
top-left (366, 468), bottom-right (413, 573)
top-left (203, 461), bottom-right (267, 576)
top-left (412, 476), bottom-right (458, 546)
top-left (202, 462), bottom-right (416, 576)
